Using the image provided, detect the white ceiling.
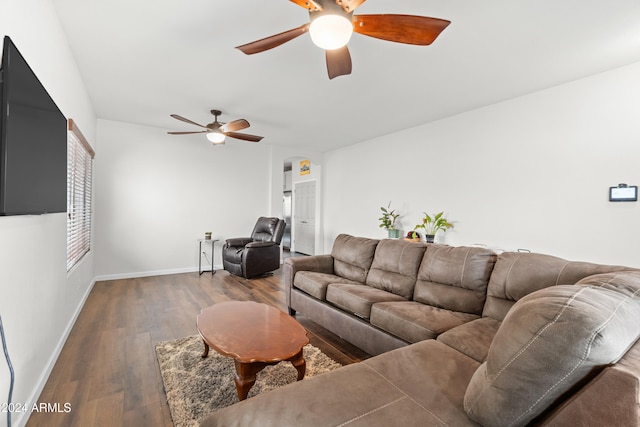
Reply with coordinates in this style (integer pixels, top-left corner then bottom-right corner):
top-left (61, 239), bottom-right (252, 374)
top-left (52, 0), bottom-right (640, 152)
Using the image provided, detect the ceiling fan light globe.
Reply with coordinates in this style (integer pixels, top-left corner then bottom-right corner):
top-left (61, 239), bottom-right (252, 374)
top-left (309, 14), bottom-right (353, 50)
top-left (206, 131), bottom-right (226, 144)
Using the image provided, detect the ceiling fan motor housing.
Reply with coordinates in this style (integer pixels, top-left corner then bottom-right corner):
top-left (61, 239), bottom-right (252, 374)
top-left (208, 110), bottom-right (223, 130)
top-left (309, 0), bottom-right (353, 22)
top-left (207, 122), bottom-right (222, 131)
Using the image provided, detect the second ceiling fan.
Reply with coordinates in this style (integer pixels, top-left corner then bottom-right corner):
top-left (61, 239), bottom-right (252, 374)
top-left (236, 0), bottom-right (451, 79)
top-left (167, 110), bottom-right (263, 144)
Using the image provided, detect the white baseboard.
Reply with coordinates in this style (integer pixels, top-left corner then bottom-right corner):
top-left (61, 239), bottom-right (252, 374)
top-left (94, 264), bottom-right (224, 282)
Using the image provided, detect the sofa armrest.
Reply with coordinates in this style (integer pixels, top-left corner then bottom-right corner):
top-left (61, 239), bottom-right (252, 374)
top-left (283, 255), bottom-right (334, 313)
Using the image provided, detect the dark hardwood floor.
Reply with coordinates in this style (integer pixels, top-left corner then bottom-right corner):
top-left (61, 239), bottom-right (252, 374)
top-left (27, 265), bottom-right (370, 427)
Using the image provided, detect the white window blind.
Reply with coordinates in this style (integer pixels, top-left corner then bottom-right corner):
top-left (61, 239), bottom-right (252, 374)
top-left (67, 119), bottom-right (95, 272)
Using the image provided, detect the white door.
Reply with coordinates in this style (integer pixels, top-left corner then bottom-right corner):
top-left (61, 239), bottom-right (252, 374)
top-left (293, 181), bottom-right (316, 255)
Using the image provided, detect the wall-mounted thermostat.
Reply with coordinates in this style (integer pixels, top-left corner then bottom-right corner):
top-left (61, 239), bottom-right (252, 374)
top-left (609, 184), bottom-right (637, 202)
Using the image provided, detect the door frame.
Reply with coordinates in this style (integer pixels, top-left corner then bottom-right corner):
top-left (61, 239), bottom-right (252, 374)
top-left (278, 155), bottom-right (323, 255)
top-left (292, 180), bottom-right (317, 255)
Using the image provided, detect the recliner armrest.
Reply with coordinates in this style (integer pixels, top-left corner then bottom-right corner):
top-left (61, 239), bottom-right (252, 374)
top-left (246, 241), bottom-right (277, 249)
top-left (225, 237), bottom-right (253, 248)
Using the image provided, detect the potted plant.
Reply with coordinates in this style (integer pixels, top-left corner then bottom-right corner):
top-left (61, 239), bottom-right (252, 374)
top-left (414, 211), bottom-right (453, 243)
top-left (378, 202), bottom-right (400, 238)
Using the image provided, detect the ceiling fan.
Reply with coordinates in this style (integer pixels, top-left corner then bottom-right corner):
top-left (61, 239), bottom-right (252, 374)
top-left (167, 110), bottom-right (263, 144)
top-left (236, 0), bottom-right (451, 79)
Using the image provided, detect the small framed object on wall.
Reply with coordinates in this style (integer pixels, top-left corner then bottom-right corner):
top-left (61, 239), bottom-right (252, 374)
top-left (300, 160), bottom-right (310, 176)
top-left (609, 184), bottom-right (637, 202)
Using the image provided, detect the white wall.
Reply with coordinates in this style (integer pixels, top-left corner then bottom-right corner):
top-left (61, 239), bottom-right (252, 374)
top-left (94, 120), bottom-right (274, 278)
top-left (323, 61), bottom-right (640, 268)
top-left (0, 2), bottom-right (97, 427)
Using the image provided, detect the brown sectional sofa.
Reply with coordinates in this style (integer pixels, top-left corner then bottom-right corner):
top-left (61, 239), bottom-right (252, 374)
top-left (200, 234), bottom-right (640, 426)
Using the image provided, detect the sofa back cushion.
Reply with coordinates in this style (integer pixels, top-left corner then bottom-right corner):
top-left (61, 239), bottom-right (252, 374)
top-left (483, 252), bottom-right (628, 321)
top-left (536, 309), bottom-right (640, 426)
top-left (365, 239), bottom-right (426, 299)
top-left (464, 271), bottom-right (640, 427)
top-left (331, 234), bottom-right (379, 283)
top-left (413, 245), bottom-right (496, 315)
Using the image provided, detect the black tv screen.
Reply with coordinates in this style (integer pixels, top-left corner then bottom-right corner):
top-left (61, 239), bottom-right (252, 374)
top-left (0, 36), bottom-right (67, 215)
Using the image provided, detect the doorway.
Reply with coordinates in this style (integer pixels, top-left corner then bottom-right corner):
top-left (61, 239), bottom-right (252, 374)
top-left (293, 180), bottom-right (316, 255)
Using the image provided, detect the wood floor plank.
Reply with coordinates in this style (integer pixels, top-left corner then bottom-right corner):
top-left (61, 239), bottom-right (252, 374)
top-left (27, 262), bottom-right (370, 426)
top-left (91, 390), bottom-right (124, 427)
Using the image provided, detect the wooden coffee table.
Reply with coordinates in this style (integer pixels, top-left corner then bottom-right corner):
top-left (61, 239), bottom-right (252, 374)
top-left (196, 301), bottom-right (310, 401)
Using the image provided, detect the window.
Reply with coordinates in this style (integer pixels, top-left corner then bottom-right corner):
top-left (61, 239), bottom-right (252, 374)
top-left (67, 119), bottom-right (95, 271)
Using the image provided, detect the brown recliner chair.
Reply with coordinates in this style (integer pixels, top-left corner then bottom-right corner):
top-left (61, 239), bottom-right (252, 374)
top-left (222, 217), bottom-right (286, 279)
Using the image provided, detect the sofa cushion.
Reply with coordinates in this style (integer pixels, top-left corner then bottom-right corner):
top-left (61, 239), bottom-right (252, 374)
top-left (537, 337), bottom-right (640, 426)
top-left (464, 273), bottom-right (640, 427)
top-left (370, 301), bottom-right (479, 343)
top-left (437, 317), bottom-right (502, 362)
top-left (200, 340), bottom-right (481, 427)
top-left (483, 251), bottom-right (627, 321)
top-left (576, 270), bottom-right (640, 295)
top-left (365, 239), bottom-right (426, 299)
top-left (361, 340), bottom-right (482, 426)
top-left (331, 234), bottom-right (379, 283)
top-left (293, 271), bottom-right (361, 301)
top-left (326, 284), bottom-right (406, 320)
top-left (413, 245), bottom-right (496, 315)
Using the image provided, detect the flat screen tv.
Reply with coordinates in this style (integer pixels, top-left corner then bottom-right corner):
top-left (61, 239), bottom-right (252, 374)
top-left (0, 36), bottom-right (67, 215)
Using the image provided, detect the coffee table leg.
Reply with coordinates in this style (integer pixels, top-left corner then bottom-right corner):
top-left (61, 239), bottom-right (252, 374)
top-left (234, 361), bottom-right (267, 401)
top-left (289, 349), bottom-right (306, 381)
top-left (201, 339), bottom-right (209, 358)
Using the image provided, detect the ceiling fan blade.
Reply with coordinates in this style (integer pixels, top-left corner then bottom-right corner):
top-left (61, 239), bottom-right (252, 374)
top-left (326, 45), bottom-right (352, 79)
top-left (236, 23), bottom-right (310, 55)
top-left (167, 131), bottom-right (208, 135)
top-left (289, 0), bottom-right (322, 11)
top-left (220, 119), bottom-right (250, 133)
top-left (353, 14), bottom-right (451, 45)
top-left (225, 132), bottom-right (264, 142)
top-left (170, 114), bottom-right (209, 129)
top-left (336, 0), bottom-right (367, 13)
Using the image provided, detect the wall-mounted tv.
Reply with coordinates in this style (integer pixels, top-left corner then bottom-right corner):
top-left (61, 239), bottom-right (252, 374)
top-left (0, 36), bottom-right (67, 216)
